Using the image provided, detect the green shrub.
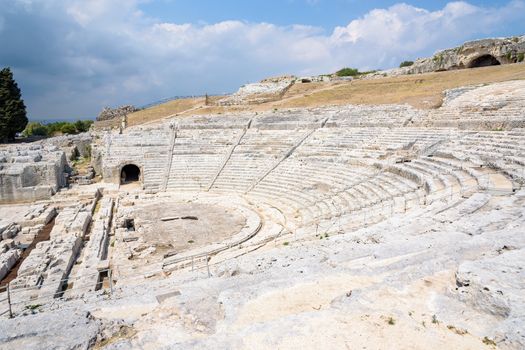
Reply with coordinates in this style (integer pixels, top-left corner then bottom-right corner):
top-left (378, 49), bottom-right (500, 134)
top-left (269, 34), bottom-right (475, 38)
top-left (23, 122), bottom-right (48, 137)
top-left (46, 122), bottom-right (68, 135)
top-left (74, 120), bottom-right (93, 132)
top-left (336, 67), bottom-right (360, 77)
top-left (60, 123), bottom-right (77, 134)
top-left (22, 119), bottom-right (94, 138)
top-left (518, 53), bottom-right (524, 62)
top-left (399, 60), bottom-right (414, 68)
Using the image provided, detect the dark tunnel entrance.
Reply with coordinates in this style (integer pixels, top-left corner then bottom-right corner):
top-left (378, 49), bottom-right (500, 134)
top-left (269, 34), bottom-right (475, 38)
top-left (468, 55), bottom-right (501, 68)
top-left (121, 164), bottom-right (140, 184)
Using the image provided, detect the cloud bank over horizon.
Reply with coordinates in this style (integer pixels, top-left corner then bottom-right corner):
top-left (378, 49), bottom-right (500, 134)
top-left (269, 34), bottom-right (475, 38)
top-left (1, 0), bottom-right (524, 120)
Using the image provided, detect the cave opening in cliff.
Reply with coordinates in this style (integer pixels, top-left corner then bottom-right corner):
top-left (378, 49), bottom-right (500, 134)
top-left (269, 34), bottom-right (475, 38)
top-left (468, 55), bottom-right (501, 68)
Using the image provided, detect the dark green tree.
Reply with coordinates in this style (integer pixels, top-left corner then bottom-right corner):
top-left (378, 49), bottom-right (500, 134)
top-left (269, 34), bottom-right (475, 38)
top-left (0, 68), bottom-right (28, 142)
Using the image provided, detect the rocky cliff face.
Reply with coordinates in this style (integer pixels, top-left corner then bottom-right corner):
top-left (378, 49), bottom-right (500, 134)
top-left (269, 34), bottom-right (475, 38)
top-left (96, 105), bottom-right (138, 122)
top-left (384, 35), bottom-right (525, 76)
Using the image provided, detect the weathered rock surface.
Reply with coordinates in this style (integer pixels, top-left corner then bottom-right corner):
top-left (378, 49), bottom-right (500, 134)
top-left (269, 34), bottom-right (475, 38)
top-left (0, 310), bottom-right (100, 350)
top-left (0, 144), bottom-right (67, 203)
top-left (218, 75), bottom-right (295, 105)
top-left (97, 105), bottom-right (138, 122)
top-left (379, 35), bottom-right (525, 77)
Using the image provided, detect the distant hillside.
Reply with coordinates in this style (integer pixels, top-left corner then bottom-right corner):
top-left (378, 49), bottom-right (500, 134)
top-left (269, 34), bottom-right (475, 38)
top-left (94, 62), bottom-right (525, 129)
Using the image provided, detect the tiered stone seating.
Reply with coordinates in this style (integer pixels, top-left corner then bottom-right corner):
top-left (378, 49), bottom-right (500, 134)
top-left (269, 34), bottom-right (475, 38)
top-left (412, 81), bottom-right (525, 129)
top-left (437, 130), bottom-right (525, 186)
top-left (211, 129), bottom-right (308, 193)
top-left (248, 159), bottom-right (374, 222)
top-left (298, 171), bottom-right (422, 225)
top-left (366, 128), bottom-right (458, 155)
top-left (92, 88), bottom-right (523, 241)
top-left (326, 105), bottom-right (418, 127)
top-left (294, 127), bottom-right (389, 160)
top-left (166, 128), bottom-right (245, 191)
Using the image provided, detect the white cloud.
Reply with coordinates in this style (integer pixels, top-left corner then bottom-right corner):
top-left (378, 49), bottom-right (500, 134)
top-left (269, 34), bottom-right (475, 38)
top-left (329, 1), bottom-right (525, 68)
top-left (0, 0), bottom-right (524, 120)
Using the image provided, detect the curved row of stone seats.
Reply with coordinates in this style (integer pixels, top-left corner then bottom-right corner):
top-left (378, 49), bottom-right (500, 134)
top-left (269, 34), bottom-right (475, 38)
top-left (211, 129), bottom-right (308, 193)
top-left (166, 128), bottom-right (245, 191)
top-left (391, 156), bottom-right (494, 202)
top-left (393, 160), bottom-right (452, 193)
top-left (292, 173), bottom-right (426, 234)
top-left (176, 115), bottom-right (251, 129)
top-left (325, 105), bottom-right (419, 127)
top-left (294, 127), bottom-right (388, 159)
top-left (250, 111), bottom-right (325, 130)
top-left (411, 81), bottom-right (525, 128)
top-left (410, 158), bottom-right (477, 191)
top-left (415, 107), bottom-right (525, 129)
top-left (248, 158), bottom-right (422, 227)
top-left (248, 160), bottom-right (375, 222)
top-left (295, 127), bottom-right (458, 162)
top-left (367, 128), bottom-right (458, 154)
top-left (438, 130), bottom-right (525, 185)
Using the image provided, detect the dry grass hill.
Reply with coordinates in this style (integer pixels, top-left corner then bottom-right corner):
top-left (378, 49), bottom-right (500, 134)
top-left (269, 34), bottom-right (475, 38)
top-left (112, 63), bottom-right (525, 128)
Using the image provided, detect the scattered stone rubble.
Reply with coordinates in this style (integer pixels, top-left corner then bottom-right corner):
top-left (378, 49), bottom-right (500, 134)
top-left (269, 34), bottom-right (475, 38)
top-left (10, 196), bottom-right (95, 301)
top-left (0, 134), bottom-right (94, 204)
top-left (0, 205), bottom-right (56, 284)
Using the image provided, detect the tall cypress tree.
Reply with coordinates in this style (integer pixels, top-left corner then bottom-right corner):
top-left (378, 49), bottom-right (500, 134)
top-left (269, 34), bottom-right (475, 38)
top-left (0, 68), bottom-right (28, 142)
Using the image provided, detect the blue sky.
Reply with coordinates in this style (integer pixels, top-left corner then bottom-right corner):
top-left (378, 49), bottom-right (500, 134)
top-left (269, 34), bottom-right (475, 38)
top-left (1, 0), bottom-right (524, 121)
top-left (142, 0), bottom-right (517, 30)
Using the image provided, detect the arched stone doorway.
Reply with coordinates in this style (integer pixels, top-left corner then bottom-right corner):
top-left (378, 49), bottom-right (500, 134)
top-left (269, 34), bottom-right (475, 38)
top-left (468, 55), bottom-right (501, 68)
top-left (121, 164), bottom-right (141, 184)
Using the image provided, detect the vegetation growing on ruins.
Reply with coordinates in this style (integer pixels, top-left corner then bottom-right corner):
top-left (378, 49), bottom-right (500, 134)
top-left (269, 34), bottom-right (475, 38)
top-left (23, 120), bottom-right (93, 137)
top-left (0, 67), bottom-right (28, 142)
top-left (336, 67), bottom-right (360, 77)
top-left (518, 53), bottom-right (524, 62)
top-left (335, 67), bottom-right (377, 77)
top-left (399, 61), bottom-right (414, 68)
